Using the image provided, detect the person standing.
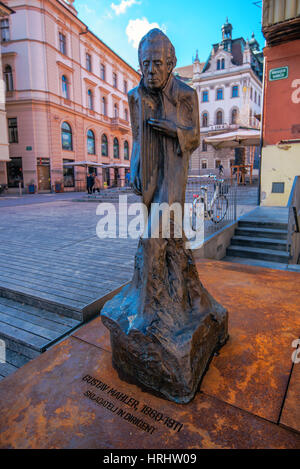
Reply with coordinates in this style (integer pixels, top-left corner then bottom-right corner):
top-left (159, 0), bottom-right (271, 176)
top-left (93, 173), bottom-right (101, 193)
top-left (87, 173), bottom-right (94, 194)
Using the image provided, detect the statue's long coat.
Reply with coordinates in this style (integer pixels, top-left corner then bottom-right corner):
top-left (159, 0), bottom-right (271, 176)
top-left (128, 74), bottom-right (200, 211)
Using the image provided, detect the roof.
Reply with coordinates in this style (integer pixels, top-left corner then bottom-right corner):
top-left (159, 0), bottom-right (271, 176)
top-left (174, 62), bottom-right (205, 84)
top-left (0, 1), bottom-right (15, 16)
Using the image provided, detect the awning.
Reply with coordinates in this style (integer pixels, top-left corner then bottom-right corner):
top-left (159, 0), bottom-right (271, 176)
top-left (63, 161), bottom-right (104, 167)
top-left (102, 163), bottom-right (130, 168)
top-left (205, 129), bottom-right (260, 149)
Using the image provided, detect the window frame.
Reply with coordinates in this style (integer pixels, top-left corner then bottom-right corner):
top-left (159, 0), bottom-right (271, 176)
top-left (216, 88), bottom-right (223, 101)
top-left (101, 134), bottom-right (108, 157)
top-left (113, 137), bottom-right (119, 159)
top-left (0, 18), bottom-right (10, 42)
top-left (86, 53), bottom-right (92, 72)
top-left (61, 122), bottom-right (73, 151)
top-left (87, 129), bottom-right (95, 155)
top-left (124, 140), bottom-right (129, 160)
top-left (4, 65), bottom-right (13, 91)
top-left (59, 32), bottom-right (67, 55)
top-left (8, 117), bottom-right (18, 143)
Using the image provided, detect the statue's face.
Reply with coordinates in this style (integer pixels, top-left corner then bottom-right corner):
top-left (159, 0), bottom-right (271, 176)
top-left (140, 39), bottom-right (173, 91)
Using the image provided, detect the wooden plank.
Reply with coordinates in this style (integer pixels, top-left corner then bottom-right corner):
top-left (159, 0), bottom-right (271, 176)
top-left (0, 322), bottom-right (48, 351)
top-left (0, 312), bottom-right (60, 341)
top-left (0, 362), bottom-right (18, 378)
top-left (0, 303), bottom-right (69, 334)
top-left (0, 280), bottom-right (86, 309)
top-left (0, 273), bottom-right (96, 303)
top-left (6, 348), bottom-right (31, 368)
top-left (0, 298), bottom-right (80, 328)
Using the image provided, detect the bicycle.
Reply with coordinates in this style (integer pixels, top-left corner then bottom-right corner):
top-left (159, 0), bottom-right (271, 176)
top-left (190, 174), bottom-right (229, 230)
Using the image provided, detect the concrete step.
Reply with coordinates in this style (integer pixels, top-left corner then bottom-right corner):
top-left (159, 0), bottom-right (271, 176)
top-left (231, 235), bottom-right (288, 252)
top-left (0, 349), bottom-right (32, 382)
top-left (238, 220), bottom-right (288, 230)
top-left (223, 256), bottom-right (288, 270)
top-left (226, 245), bottom-right (290, 263)
top-left (235, 226), bottom-right (288, 240)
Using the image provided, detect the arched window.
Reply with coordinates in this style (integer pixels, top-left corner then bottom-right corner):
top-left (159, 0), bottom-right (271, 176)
top-left (216, 111), bottom-right (223, 125)
top-left (202, 112), bottom-right (208, 128)
top-left (87, 129), bottom-right (95, 155)
top-left (114, 104), bottom-right (119, 118)
top-left (217, 60), bottom-right (221, 70)
top-left (124, 141), bottom-right (129, 160)
top-left (113, 138), bottom-right (119, 159)
top-left (61, 122), bottom-right (73, 151)
top-left (231, 109), bottom-right (238, 125)
top-left (62, 75), bottom-right (69, 99)
top-left (221, 58), bottom-right (225, 69)
top-left (102, 97), bottom-right (107, 116)
top-left (101, 134), bottom-right (108, 157)
top-left (4, 65), bottom-right (13, 91)
top-left (88, 89), bottom-right (93, 110)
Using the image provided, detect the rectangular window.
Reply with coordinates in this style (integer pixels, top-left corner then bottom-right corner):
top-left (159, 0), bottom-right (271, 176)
top-left (0, 19), bottom-right (10, 42)
top-left (59, 33), bottom-right (66, 55)
top-left (100, 63), bottom-right (106, 81)
top-left (202, 140), bottom-right (207, 152)
top-left (258, 94), bottom-right (261, 106)
top-left (215, 159), bottom-right (221, 169)
top-left (8, 118), bottom-right (18, 143)
top-left (232, 86), bottom-right (238, 98)
top-left (202, 91), bottom-right (208, 102)
top-left (250, 87), bottom-right (253, 100)
top-left (124, 80), bottom-right (128, 94)
top-left (63, 159), bottom-right (75, 187)
top-left (86, 53), bottom-right (92, 72)
top-left (201, 160), bottom-right (207, 169)
top-left (113, 72), bottom-right (117, 88)
top-left (216, 88), bottom-right (223, 100)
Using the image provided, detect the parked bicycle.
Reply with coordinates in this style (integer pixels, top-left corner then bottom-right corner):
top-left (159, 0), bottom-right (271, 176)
top-left (190, 174), bottom-right (229, 230)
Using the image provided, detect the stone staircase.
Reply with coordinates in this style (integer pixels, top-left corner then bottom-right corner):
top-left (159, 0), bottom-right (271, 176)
top-left (224, 207), bottom-right (291, 268)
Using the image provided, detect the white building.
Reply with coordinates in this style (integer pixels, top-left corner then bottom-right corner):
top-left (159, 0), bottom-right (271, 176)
top-left (177, 20), bottom-right (264, 176)
top-left (0, 1), bottom-right (14, 168)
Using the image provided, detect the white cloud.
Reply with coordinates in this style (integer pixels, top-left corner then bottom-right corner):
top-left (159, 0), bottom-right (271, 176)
top-left (126, 17), bottom-right (166, 49)
top-left (111, 0), bottom-right (140, 15)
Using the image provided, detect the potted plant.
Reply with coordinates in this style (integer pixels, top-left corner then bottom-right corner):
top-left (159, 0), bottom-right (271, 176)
top-left (27, 179), bottom-right (36, 194)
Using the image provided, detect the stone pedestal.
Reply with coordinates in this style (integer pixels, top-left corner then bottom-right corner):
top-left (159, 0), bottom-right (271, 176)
top-left (101, 239), bottom-right (228, 404)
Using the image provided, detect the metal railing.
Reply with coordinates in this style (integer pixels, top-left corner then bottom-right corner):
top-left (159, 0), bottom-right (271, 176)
top-left (186, 174), bottom-right (237, 239)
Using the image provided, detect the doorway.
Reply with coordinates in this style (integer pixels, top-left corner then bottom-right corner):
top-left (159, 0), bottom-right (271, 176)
top-left (37, 158), bottom-right (51, 191)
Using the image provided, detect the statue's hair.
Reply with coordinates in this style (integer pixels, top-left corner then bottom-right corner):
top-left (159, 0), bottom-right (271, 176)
top-left (138, 29), bottom-right (177, 70)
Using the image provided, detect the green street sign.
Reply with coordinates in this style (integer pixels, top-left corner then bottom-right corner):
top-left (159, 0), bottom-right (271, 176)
top-left (269, 66), bottom-right (289, 81)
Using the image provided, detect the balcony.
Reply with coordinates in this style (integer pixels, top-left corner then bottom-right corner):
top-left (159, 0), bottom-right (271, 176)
top-left (209, 123), bottom-right (239, 132)
top-left (110, 117), bottom-right (130, 134)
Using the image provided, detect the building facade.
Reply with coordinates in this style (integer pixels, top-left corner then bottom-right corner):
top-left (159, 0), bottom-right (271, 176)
top-left (0, 0), bottom-right (140, 192)
top-left (0, 1), bottom-right (14, 167)
top-left (260, 0), bottom-right (300, 205)
top-left (177, 20), bottom-right (263, 176)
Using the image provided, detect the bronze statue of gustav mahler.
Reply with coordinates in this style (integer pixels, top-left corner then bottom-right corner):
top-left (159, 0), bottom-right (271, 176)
top-left (101, 29), bottom-right (228, 404)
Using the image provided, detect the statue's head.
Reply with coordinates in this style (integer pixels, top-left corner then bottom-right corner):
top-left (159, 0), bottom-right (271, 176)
top-left (138, 29), bottom-right (177, 91)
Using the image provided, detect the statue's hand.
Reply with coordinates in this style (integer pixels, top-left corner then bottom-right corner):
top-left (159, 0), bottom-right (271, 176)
top-left (148, 119), bottom-right (177, 138)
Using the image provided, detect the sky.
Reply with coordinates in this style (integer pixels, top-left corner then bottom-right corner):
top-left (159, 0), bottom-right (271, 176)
top-left (75, 0), bottom-right (265, 70)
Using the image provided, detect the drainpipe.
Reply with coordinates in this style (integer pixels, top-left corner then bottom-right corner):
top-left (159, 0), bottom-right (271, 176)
top-left (258, 49), bottom-right (266, 206)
